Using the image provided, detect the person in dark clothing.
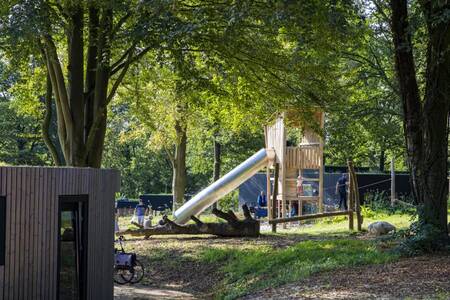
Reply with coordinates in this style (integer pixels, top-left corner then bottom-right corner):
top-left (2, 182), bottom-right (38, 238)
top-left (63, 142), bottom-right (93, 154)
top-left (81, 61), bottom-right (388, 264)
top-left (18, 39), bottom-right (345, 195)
top-left (336, 174), bottom-right (348, 210)
top-left (257, 191), bottom-right (267, 207)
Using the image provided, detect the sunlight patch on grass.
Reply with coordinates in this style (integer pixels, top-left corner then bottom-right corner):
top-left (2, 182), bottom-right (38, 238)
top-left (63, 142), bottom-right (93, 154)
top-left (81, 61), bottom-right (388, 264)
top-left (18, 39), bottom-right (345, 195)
top-left (200, 239), bottom-right (398, 299)
top-left (267, 210), bottom-right (417, 237)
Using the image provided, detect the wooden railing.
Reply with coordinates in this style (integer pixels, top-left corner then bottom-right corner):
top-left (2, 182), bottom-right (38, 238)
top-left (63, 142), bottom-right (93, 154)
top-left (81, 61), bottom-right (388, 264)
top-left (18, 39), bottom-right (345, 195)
top-left (285, 146), bottom-right (321, 169)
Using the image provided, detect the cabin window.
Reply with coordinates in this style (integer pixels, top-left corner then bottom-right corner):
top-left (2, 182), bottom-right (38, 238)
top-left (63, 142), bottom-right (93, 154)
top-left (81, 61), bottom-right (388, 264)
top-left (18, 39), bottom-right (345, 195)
top-left (0, 196), bottom-right (5, 265)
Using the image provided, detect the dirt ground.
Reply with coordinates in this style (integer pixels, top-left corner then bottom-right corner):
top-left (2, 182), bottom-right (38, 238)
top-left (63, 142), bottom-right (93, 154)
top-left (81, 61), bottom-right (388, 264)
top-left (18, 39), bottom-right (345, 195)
top-left (243, 254), bottom-right (450, 299)
top-left (114, 234), bottom-right (450, 300)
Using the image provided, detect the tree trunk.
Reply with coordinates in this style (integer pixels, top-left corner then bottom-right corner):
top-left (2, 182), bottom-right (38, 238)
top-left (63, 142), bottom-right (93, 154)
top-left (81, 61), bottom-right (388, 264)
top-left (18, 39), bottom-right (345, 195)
top-left (172, 120), bottom-right (187, 209)
top-left (379, 149), bottom-right (385, 172)
top-left (38, 2), bottom-right (148, 168)
top-left (42, 73), bottom-right (61, 165)
top-left (419, 0), bottom-right (450, 238)
top-left (67, 4), bottom-right (85, 166)
top-left (84, 5), bottom-right (99, 147)
top-left (86, 7), bottom-right (112, 168)
top-left (390, 0), bottom-right (449, 244)
top-left (40, 5), bottom-right (117, 168)
top-left (126, 205), bottom-right (260, 238)
top-left (212, 136), bottom-right (221, 209)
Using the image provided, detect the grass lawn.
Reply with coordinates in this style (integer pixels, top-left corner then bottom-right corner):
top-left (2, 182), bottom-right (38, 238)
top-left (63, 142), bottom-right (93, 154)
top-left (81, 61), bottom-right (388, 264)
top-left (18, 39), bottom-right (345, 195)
top-left (196, 211), bottom-right (418, 299)
top-left (114, 208), bottom-right (448, 299)
top-left (200, 238), bottom-right (398, 299)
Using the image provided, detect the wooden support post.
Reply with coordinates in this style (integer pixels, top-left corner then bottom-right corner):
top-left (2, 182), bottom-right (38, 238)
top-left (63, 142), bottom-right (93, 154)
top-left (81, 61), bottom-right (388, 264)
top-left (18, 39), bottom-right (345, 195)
top-left (280, 115), bottom-right (287, 229)
top-left (298, 199), bottom-right (303, 216)
top-left (288, 199), bottom-right (292, 217)
top-left (348, 209), bottom-right (354, 230)
top-left (281, 164), bottom-right (287, 229)
top-left (319, 112), bottom-right (325, 213)
top-left (347, 160), bottom-right (362, 231)
top-left (266, 166), bottom-right (272, 220)
top-left (354, 184), bottom-right (362, 231)
top-left (391, 158), bottom-right (396, 206)
top-left (271, 163), bottom-right (279, 233)
top-left (347, 160), bottom-right (355, 230)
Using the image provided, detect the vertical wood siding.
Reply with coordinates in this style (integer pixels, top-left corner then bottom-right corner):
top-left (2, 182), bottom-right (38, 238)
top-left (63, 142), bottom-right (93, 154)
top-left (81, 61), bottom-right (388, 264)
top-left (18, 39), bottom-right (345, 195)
top-left (0, 167), bottom-right (119, 300)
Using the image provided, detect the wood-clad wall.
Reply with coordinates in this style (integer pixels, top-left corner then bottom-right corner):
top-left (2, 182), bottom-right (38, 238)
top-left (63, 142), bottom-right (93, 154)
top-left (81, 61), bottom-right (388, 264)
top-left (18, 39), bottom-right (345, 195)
top-left (265, 115), bottom-right (285, 165)
top-left (0, 167), bottom-right (120, 300)
top-left (0, 266), bottom-right (3, 299)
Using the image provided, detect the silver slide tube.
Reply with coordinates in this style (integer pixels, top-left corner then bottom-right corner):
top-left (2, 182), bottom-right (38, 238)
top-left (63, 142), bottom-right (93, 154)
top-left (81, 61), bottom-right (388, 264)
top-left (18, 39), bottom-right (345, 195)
top-left (173, 148), bottom-right (274, 224)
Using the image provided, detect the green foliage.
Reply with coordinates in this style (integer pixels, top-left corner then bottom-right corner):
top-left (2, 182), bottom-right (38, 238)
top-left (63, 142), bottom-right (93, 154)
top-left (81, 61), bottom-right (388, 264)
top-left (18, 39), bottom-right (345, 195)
top-left (395, 221), bottom-right (450, 256)
top-left (0, 61), bottom-right (51, 165)
top-left (103, 100), bottom-right (172, 197)
top-left (363, 191), bottom-right (416, 216)
top-left (217, 191), bottom-right (239, 212)
top-left (201, 239), bottom-right (398, 299)
top-left (324, 1), bottom-right (406, 171)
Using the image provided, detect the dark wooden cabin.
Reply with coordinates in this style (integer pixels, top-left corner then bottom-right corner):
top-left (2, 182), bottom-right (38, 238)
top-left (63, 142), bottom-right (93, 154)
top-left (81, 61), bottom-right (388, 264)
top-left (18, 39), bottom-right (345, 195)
top-left (0, 167), bottom-right (120, 300)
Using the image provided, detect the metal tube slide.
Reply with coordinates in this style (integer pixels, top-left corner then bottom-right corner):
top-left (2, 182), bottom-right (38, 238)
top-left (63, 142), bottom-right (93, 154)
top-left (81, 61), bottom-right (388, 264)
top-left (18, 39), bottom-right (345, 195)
top-left (173, 148), bottom-right (274, 224)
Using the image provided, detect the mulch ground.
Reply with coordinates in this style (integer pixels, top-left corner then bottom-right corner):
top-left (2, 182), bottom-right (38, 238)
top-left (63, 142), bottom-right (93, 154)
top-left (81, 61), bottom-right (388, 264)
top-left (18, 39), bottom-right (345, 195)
top-left (114, 233), bottom-right (450, 300)
top-left (242, 254), bottom-right (450, 299)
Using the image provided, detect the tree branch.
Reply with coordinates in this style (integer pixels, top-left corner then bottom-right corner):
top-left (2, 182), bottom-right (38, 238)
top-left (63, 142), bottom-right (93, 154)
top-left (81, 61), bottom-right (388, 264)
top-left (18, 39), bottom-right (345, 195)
top-left (40, 42), bottom-right (69, 157)
top-left (111, 11), bottom-right (132, 39)
top-left (42, 72), bottom-right (62, 166)
top-left (110, 45), bottom-right (154, 76)
top-left (43, 35), bottom-right (74, 139)
top-left (106, 53), bottom-right (132, 103)
top-left (110, 44), bottom-right (136, 71)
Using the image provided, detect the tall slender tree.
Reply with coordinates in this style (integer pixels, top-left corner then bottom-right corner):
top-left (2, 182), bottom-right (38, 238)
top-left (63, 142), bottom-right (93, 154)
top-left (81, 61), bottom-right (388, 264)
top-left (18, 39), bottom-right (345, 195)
top-left (390, 0), bottom-right (449, 244)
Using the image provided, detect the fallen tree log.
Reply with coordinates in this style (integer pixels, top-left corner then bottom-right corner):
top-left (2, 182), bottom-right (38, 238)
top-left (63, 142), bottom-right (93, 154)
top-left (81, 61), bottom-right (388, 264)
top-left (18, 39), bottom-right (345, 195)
top-left (122, 204), bottom-right (260, 238)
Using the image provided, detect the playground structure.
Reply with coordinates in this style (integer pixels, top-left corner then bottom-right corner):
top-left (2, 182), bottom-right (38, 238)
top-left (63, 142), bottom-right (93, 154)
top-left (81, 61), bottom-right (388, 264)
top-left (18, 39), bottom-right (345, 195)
top-left (264, 112), bottom-right (325, 220)
top-left (129, 110), bottom-right (362, 237)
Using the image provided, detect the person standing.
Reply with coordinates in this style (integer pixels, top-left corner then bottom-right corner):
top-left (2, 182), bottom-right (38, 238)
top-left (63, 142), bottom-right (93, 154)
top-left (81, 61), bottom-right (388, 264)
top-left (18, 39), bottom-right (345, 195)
top-left (336, 173), bottom-right (348, 211)
top-left (134, 199), bottom-right (149, 226)
top-left (297, 174), bottom-right (303, 196)
top-left (257, 191), bottom-right (267, 207)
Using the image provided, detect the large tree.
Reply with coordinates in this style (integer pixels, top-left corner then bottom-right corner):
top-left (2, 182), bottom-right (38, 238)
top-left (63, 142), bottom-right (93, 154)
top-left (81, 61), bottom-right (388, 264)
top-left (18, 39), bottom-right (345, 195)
top-left (390, 0), bottom-right (449, 244)
top-left (1, 0), bottom-right (359, 170)
top-left (1, 0), bottom-right (156, 166)
top-left (325, 2), bottom-right (406, 171)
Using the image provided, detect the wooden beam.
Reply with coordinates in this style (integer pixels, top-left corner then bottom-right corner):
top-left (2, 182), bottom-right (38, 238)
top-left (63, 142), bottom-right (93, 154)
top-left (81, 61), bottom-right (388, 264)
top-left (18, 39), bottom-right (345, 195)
top-left (347, 161), bottom-right (354, 230)
top-left (347, 160), bottom-right (362, 231)
top-left (391, 158), bottom-right (396, 206)
top-left (319, 111), bottom-right (325, 213)
top-left (271, 163), bottom-right (279, 233)
top-left (269, 210), bottom-right (351, 225)
top-left (348, 209), bottom-right (354, 230)
top-left (296, 196), bottom-right (320, 201)
top-left (266, 165), bottom-right (272, 220)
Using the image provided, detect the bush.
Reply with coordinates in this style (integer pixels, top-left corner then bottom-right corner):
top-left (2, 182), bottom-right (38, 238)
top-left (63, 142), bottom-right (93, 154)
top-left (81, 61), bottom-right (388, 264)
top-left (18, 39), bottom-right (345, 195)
top-left (363, 191), bottom-right (416, 215)
top-left (218, 190), bottom-right (239, 212)
top-left (395, 221), bottom-right (450, 256)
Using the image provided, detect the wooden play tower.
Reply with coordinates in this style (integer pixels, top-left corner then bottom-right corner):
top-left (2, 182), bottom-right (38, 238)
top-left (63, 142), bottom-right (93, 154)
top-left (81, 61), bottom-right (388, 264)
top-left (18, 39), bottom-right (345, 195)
top-left (264, 111), bottom-right (325, 223)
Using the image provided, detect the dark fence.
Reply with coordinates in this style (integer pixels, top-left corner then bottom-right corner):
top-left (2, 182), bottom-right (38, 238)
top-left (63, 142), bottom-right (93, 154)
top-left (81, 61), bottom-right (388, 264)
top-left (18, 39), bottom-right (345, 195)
top-left (139, 194), bottom-right (173, 212)
top-left (356, 174), bottom-right (411, 202)
top-left (324, 173), bottom-right (411, 205)
top-left (238, 173), bottom-right (267, 208)
top-left (116, 198), bottom-right (139, 209)
top-left (239, 172), bottom-right (412, 208)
